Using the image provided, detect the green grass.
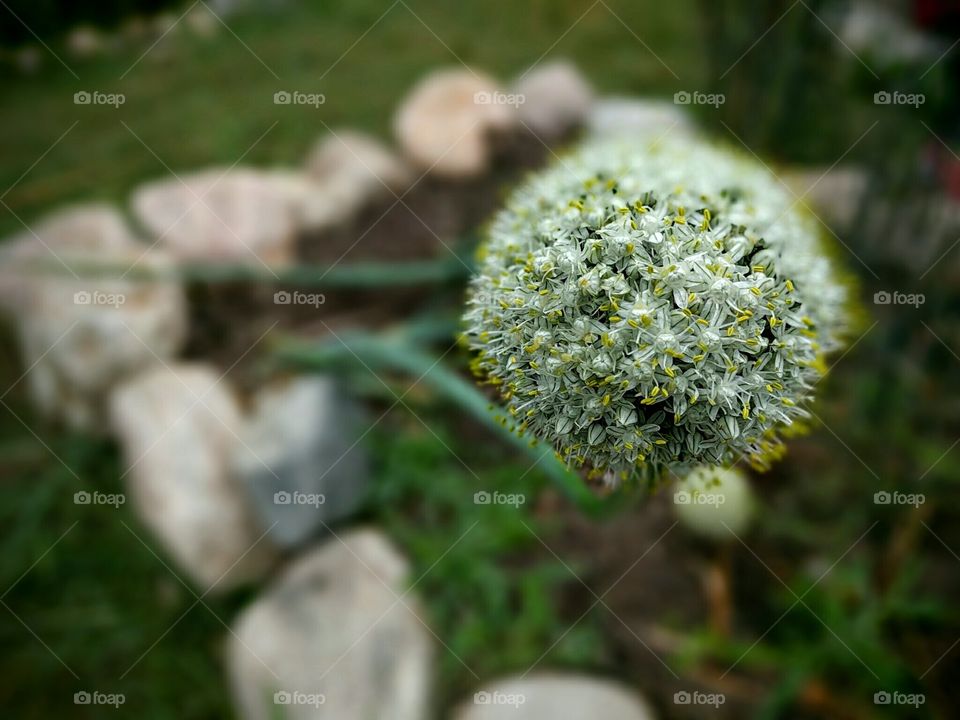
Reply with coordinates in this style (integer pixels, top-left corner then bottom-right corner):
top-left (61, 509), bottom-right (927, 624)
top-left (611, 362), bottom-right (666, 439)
top-left (0, 0), bottom-right (704, 237)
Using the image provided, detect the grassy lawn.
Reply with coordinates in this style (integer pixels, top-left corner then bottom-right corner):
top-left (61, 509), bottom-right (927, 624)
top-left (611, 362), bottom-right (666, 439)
top-left (0, 0), bottom-right (704, 237)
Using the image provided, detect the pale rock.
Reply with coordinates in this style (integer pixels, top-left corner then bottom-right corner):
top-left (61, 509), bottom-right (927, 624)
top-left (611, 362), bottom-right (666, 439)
top-left (233, 375), bottom-right (370, 547)
top-left (273, 130), bottom-right (414, 232)
top-left (109, 364), bottom-right (279, 591)
top-left (131, 168), bottom-right (304, 265)
top-left (513, 60), bottom-right (593, 141)
top-left (394, 68), bottom-right (516, 178)
top-left (0, 205), bottom-right (187, 430)
top-left (780, 166), bottom-right (868, 230)
top-left (453, 673), bottom-right (657, 720)
top-left (227, 529), bottom-right (432, 720)
top-left (260, 169), bottom-right (358, 234)
top-left (304, 129), bottom-right (412, 217)
top-left (587, 97), bottom-right (697, 141)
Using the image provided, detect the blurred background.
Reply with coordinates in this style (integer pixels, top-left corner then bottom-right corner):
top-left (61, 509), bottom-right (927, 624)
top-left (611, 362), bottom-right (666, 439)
top-left (1, 0), bottom-right (958, 718)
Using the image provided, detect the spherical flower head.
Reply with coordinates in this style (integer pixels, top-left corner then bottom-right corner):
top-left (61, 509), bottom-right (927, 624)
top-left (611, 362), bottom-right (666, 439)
top-left (464, 136), bottom-right (851, 482)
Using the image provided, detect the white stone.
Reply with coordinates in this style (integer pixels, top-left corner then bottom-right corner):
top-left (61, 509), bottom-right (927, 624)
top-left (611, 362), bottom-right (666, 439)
top-left (673, 465), bottom-right (755, 540)
top-left (228, 529), bottom-right (432, 720)
top-left (109, 364), bottom-right (279, 591)
top-left (306, 129), bottom-right (411, 208)
top-left (276, 130), bottom-right (415, 232)
top-left (233, 375), bottom-right (370, 547)
top-left (394, 68), bottom-right (516, 178)
top-left (131, 168), bottom-right (303, 265)
top-left (780, 166), bottom-right (868, 229)
top-left (0, 205), bottom-right (187, 430)
top-left (513, 60), bottom-right (593, 140)
top-left (452, 673), bottom-right (657, 720)
top-left (587, 97), bottom-right (697, 141)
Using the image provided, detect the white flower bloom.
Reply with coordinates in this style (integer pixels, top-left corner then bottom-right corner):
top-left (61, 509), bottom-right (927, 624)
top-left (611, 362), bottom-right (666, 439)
top-left (464, 136), bottom-right (851, 481)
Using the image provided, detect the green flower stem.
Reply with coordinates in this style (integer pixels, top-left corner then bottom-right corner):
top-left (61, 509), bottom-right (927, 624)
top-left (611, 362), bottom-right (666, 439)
top-left (31, 256), bottom-right (472, 288)
top-left (275, 331), bottom-right (607, 516)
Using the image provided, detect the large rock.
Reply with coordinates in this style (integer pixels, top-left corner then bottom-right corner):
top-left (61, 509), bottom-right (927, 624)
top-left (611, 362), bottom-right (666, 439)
top-left (298, 130), bottom-right (413, 230)
top-left (513, 60), bottom-right (593, 141)
top-left (394, 68), bottom-right (516, 178)
top-left (587, 97), bottom-right (697, 141)
top-left (780, 166), bottom-right (868, 231)
top-left (305, 129), bottom-right (411, 196)
top-left (233, 375), bottom-right (370, 547)
top-left (452, 673), bottom-right (656, 720)
top-left (227, 529), bottom-right (432, 720)
top-left (109, 364), bottom-right (279, 591)
top-left (131, 168), bottom-right (304, 266)
top-left (0, 205), bottom-right (187, 430)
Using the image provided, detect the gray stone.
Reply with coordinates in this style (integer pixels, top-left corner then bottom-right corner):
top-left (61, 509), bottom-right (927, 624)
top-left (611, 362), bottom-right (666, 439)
top-left (780, 166), bottom-right (868, 230)
top-left (233, 375), bottom-right (370, 547)
top-left (452, 673), bottom-right (657, 720)
top-left (109, 364), bottom-right (279, 592)
top-left (513, 60), bottom-right (593, 141)
top-left (227, 529), bottom-right (432, 720)
top-left (297, 130), bottom-right (413, 230)
top-left (587, 97), bottom-right (697, 141)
